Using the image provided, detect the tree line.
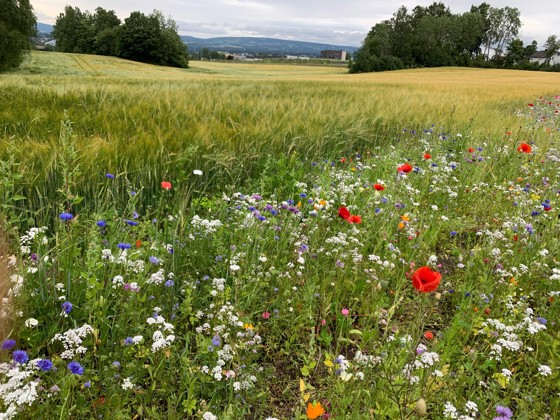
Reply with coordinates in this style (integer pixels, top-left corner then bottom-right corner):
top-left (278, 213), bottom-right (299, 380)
top-left (350, 1), bottom-right (560, 73)
top-left (0, 0), bottom-right (36, 71)
top-left (52, 6), bottom-right (188, 68)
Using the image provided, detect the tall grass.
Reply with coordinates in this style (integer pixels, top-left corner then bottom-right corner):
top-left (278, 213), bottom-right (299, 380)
top-left (1, 52), bottom-right (559, 225)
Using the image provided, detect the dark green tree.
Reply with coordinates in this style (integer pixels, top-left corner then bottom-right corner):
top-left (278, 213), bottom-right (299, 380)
top-left (0, 0), bottom-right (37, 71)
top-left (504, 38), bottom-right (525, 67)
top-left (52, 6), bottom-right (92, 53)
top-left (544, 35), bottom-right (560, 65)
top-left (92, 7), bottom-right (121, 56)
top-left (117, 11), bottom-right (161, 63)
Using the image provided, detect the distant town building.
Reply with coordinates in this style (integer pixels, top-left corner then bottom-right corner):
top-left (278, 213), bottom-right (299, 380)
top-left (320, 50), bottom-right (347, 60)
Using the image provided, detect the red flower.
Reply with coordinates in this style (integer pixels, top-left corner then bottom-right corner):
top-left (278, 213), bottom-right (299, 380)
top-left (411, 266), bottom-right (441, 293)
top-left (423, 153), bottom-right (431, 159)
top-left (340, 157), bottom-right (347, 163)
top-left (397, 163), bottom-right (413, 173)
top-left (468, 147), bottom-right (474, 153)
top-left (161, 181), bottom-right (172, 190)
top-left (423, 331), bottom-right (434, 340)
top-left (348, 215), bottom-right (362, 224)
top-left (338, 206), bottom-right (350, 220)
top-left (373, 183), bottom-right (385, 191)
top-left (528, 103), bottom-right (534, 107)
top-left (517, 143), bottom-right (532, 153)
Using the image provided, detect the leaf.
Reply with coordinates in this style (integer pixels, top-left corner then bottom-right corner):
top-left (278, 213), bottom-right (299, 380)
top-left (348, 329), bottom-right (363, 336)
top-left (299, 378), bottom-right (305, 393)
top-left (11, 195), bottom-right (26, 201)
top-left (303, 393), bottom-right (310, 402)
top-left (324, 359), bottom-right (334, 367)
top-left (301, 365), bottom-right (310, 376)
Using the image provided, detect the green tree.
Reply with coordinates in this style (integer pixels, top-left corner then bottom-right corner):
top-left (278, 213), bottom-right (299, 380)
top-left (52, 6), bottom-right (91, 53)
top-left (117, 11), bottom-right (161, 63)
top-left (504, 38), bottom-right (525, 67)
top-left (92, 7), bottom-right (121, 56)
top-left (0, 0), bottom-right (37, 71)
top-left (544, 35), bottom-right (560, 65)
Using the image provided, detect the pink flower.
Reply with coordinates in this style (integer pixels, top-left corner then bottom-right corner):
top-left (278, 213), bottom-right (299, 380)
top-left (341, 308), bottom-right (349, 316)
top-left (262, 311), bottom-right (271, 319)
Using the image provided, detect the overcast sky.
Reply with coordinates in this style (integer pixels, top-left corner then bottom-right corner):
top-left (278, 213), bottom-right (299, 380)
top-left (32, 0), bottom-right (558, 47)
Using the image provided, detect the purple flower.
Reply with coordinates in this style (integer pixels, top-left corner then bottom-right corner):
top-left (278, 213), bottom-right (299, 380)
top-left (67, 361), bottom-right (84, 375)
top-left (536, 317), bottom-right (547, 325)
top-left (37, 359), bottom-right (53, 372)
top-left (97, 220), bottom-right (107, 228)
top-left (12, 350), bottom-right (29, 364)
top-left (495, 405), bottom-right (513, 418)
top-left (211, 335), bottom-right (221, 347)
top-left (1, 339), bottom-right (16, 350)
top-left (62, 301), bottom-right (73, 314)
top-left (106, 173), bottom-right (115, 179)
top-left (84, 381), bottom-right (91, 388)
top-left (117, 243), bottom-right (131, 250)
top-left (149, 256), bottom-right (160, 264)
top-left (125, 220), bottom-right (138, 226)
top-left (165, 279), bottom-right (174, 287)
top-left (124, 337), bottom-right (134, 345)
top-left (59, 212), bottom-right (73, 221)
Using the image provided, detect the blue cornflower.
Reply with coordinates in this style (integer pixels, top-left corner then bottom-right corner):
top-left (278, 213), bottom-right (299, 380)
top-left (211, 335), bottom-right (221, 347)
top-left (124, 337), bottom-right (134, 345)
top-left (96, 220), bottom-right (107, 228)
top-left (37, 359), bottom-right (53, 372)
top-left (132, 211), bottom-right (139, 219)
top-left (59, 212), bottom-right (73, 221)
top-left (450, 231), bottom-right (457, 236)
top-left (105, 173), bottom-right (115, 179)
top-left (149, 256), bottom-right (160, 264)
top-left (299, 193), bottom-right (307, 198)
top-left (67, 361), bottom-right (84, 375)
top-left (125, 220), bottom-right (138, 226)
top-left (536, 317), bottom-right (547, 325)
top-left (84, 381), bottom-right (91, 388)
top-left (165, 279), bottom-right (174, 287)
top-left (117, 243), bottom-right (131, 250)
top-left (61, 301), bottom-right (73, 314)
top-left (1, 339), bottom-right (16, 350)
top-left (12, 350), bottom-right (29, 364)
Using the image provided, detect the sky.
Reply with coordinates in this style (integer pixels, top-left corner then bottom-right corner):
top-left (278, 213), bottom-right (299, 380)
top-left (32, 0), bottom-right (558, 48)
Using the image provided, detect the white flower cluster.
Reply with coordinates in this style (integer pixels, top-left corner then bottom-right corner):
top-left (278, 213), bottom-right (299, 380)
top-left (146, 269), bottom-right (166, 285)
top-left (442, 401), bottom-right (478, 419)
top-left (100, 249), bottom-right (145, 273)
top-left (19, 227), bottom-right (48, 254)
top-left (0, 363), bottom-right (40, 420)
top-left (51, 324), bottom-right (93, 359)
top-left (191, 215), bottom-right (223, 234)
top-left (146, 314), bottom-right (175, 353)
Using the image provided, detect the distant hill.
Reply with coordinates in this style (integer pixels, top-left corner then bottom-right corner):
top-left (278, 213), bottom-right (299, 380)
top-left (181, 36), bottom-right (359, 57)
top-left (37, 22), bottom-right (54, 33)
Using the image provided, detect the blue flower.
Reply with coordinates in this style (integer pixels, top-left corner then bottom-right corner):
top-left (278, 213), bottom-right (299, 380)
top-left (149, 256), bottom-right (160, 264)
top-left (67, 361), bottom-right (84, 375)
top-left (59, 212), bottom-right (73, 221)
top-left (125, 220), bottom-right (138, 226)
top-left (1, 339), bottom-right (16, 350)
top-left (117, 243), bottom-right (131, 250)
top-left (105, 173), bottom-right (115, 179)
top-left (495, 405), bottom-right (513, 418)
top-left (12, 350), bottom-right (29, 364)
top-left (61, 301), bottom-right (73, 314)
top-left (84, 381), bottom-right (91, 388)
top-left (536, 317), bottom-right (547, 325)
top-left (211, 335), bottom-right (221, 347)
top-left (37, 359), bottom-right (53, 372)
top-left (165, 279), bottom-right (174, 287)
top-left (96, 220), bottom-right (107, 228)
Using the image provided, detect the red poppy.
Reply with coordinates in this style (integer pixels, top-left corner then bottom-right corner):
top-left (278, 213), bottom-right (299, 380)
top-left (340, 157), bottom-right (347, 163)
top-left (338, 206), bottom-right (350, 220)
top-left (528, 103), bottom-right (534, 107)
top-left (517, 143), bottom-right (532, 153)
top-left (424, 331), bottom-right (434, 340)
top-left (348, 215), bottom-right (362, 224)
top-left (397, 163), bottom-right (413, 173)
top-left (161, 181), bottom-right (172, 190)
top-left (423, 153), bottom-right (431, 159)
top-left (373, 183), bottom-right (385, 191)
top-left (411, 266), bottom-right (441, 293)
top-left (506, 131), bottom-right (512, 136)
top-left (468, 147), bottom-right (474, 153)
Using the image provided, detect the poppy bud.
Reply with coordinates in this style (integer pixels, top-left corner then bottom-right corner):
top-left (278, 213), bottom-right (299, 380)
top-left (415, 398), bottom-right (427, 416)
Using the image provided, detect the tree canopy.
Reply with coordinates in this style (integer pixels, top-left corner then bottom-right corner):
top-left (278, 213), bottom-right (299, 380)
top-left (53, 6), bottom-right (188, 68)
top-left (0, 0), bottom-right (37, 71)
top-left (350, 2), bottom-right (526, 73)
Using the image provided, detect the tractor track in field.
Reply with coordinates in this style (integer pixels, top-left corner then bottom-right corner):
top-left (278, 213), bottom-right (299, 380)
top-left (71, 55), bottom-right (104, 77)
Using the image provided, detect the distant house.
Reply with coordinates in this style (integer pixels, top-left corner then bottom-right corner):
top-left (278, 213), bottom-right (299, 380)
top-left (320, 50), bottom-right (347, 60)
top-left (529, 51), bottom-right (560, 66)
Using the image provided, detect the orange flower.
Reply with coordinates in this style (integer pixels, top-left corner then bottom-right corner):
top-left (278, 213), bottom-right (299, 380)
top-left (348, 215), bottom-right (362, 224)
top-left (424, 331), bottom-right (434, 340)
top-left (423, 153), bottom-right (431, 159)
top-left (373, 183), bottom-right (385, 191)
top-left (307, 401), bottom-right (325, 419)
top-left (411, 266), bottom-right (441, 293)
top-left (161, 181), bottom-right (172, 190)
top-left (517, 143), bottom-right (532, 153)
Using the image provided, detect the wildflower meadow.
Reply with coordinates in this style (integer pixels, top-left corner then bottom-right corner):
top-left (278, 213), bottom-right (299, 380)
top-left (1, 54), bottom-right (560, 419)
